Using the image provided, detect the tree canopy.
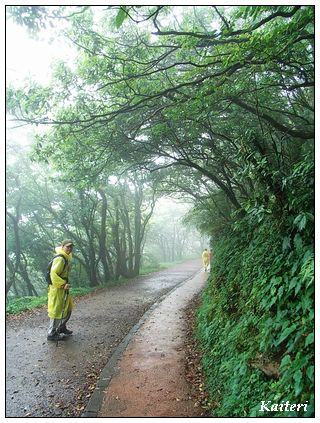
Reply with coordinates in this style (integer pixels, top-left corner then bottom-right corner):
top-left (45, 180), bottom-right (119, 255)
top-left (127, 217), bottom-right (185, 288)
top-left (7, 6), bottom-right (314, 218)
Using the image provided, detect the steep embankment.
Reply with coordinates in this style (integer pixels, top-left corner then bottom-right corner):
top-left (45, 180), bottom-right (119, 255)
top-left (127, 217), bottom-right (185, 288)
top-left (196, 214), bottom-right (314, 417)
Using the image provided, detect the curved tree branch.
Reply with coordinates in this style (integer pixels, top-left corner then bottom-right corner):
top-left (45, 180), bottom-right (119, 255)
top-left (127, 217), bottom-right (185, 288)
top-left (230, 97), bottom-right (314, 139)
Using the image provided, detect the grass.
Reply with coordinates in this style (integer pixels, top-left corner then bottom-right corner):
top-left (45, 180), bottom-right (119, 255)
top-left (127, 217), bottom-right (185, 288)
top-left (6, 286), bottom-right (97, 316)
top-left (140, 258), bottom-right (197, 275)
top-left (6, 259), bottom-right (195, 315)
top-left (140, 261), bottom-right (178, 275)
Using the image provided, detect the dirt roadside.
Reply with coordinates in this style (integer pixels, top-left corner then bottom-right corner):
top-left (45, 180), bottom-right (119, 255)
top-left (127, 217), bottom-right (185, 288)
top-left (6, 259), bottom-right (202, 417)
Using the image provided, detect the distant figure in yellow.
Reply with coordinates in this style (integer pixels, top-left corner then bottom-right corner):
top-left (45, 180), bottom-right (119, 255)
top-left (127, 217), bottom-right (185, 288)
top-left (202, 248), bottom-right (210, 272)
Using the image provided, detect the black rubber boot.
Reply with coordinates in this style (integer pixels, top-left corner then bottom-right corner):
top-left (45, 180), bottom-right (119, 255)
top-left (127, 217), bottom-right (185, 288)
top-left (60, 327), bottom-right (73, 335)
top-left (47, 332), bottom-right (65, 341)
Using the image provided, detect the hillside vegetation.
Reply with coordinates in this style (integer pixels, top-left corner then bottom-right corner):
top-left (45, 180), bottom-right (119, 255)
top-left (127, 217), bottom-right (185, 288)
top-left (195, 153), bottom-right (314, 416)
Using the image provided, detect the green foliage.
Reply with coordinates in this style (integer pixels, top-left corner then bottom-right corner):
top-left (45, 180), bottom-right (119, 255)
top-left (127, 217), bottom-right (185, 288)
top-left (6, 6), bottom-right (90, 36)
top-left (6, 286), bottom-right (95, 315)
top-left (6, 138), bottom-right (161, 297)
top-left (197, 217), bottom-right (314, 415)
top-left (196, 152), bottom-right (314, 417)
top-left (6, 6), bottom-right (52, 34)
top-left (115, 6), bottom-right (129, 28)
top-left (6, 296), bottom-right (47, 314)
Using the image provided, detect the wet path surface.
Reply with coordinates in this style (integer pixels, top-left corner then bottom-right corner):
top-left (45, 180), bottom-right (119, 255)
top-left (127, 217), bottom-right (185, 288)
top-left (96, 270), bottom-right (208, 418)
top-left (6, 259), bottom-right (201, 417)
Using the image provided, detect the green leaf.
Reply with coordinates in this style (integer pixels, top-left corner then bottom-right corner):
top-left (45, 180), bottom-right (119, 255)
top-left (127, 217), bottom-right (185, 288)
top-left (294, 279), bottom-right (302, 296)
top-left (282, 236), bottom-right (291, 251)
top-left (306, 365), bottom-right (314, 382)
top-left (291, 261), bottom-right (298, 276)
top-left (275, 324), bottom-right (297, 346)
top-left (115, 7), bottom-right (128, 28)
top-left (293, 214), bottom-right (307, 231)
top-left (299, 214), bottom-right (307, 231)
top-left (280, 354), bottom-right (291, 368)
top-left (294, 234), bottom-right (303, 251)
top-left (305, 332), bottom-right (314, 347)
top-left (301, 294), bottom-right (311, 312)
top-left (288, 276), bottom-right (298, 291)
top-left (294, 369), bottom-right (303, 396)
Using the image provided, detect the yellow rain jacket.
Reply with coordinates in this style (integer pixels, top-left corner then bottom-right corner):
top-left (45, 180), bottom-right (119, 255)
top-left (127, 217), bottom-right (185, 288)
top-left (202, 250), bottom-right (210, 266)
top-left (47, 247), bottom-right (74, 319)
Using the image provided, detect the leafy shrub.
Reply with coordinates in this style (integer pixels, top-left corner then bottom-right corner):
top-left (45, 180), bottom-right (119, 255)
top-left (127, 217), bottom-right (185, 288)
top-left (196, 149), bottom-right (314, 417)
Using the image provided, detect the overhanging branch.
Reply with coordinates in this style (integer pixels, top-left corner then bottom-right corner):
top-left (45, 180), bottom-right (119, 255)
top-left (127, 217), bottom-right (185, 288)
top-left (230, 97), bottom-right (314, 140)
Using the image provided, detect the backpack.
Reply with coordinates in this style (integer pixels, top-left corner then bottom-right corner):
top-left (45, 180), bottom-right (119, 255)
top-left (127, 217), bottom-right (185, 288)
top-left (46, 254), bottom-right (68, 286)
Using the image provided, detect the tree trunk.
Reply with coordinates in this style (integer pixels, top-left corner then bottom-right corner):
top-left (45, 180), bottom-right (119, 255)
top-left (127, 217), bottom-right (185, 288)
top-left (98, 189), bottom-right (112, 282)
top-left (133, 184), bottom-right (143, 276)
top-left (120, 192), bottom-right (134, 276)
top-left (112, 199), bottom-right (122, 280)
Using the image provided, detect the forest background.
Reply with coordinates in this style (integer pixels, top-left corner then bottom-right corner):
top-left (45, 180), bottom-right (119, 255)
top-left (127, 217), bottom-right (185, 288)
top-left (6, 5), bottom-right (314, 417)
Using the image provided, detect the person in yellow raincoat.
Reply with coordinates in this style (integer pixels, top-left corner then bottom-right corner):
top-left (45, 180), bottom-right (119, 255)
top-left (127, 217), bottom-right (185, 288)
top-left (47, 240), bottom-right (74, 341)
top-left (202, 248), bottom-right (210, 272)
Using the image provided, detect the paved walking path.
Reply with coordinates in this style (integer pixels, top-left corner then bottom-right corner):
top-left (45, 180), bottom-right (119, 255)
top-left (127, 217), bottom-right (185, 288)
top-left (86, 269), bottom-right (208, 417)
top-left (6, 259), bottom-right (203, 417)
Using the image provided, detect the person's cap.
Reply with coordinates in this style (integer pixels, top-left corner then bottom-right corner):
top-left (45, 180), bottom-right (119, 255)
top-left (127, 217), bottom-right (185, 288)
top-left (62, 239), bottom-right (74, 247)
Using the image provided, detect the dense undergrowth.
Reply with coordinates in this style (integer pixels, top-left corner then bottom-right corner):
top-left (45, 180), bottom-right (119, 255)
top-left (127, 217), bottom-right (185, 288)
top-left (196, 167), bottom-right (314, 417)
